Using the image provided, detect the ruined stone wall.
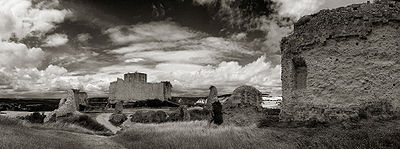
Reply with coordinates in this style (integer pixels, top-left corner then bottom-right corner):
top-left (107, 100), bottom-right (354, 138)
top-left (280, 1), bottom-right (400, 122)
top-left (162, 81), bottom-right (172, 100)
top-left (124, 72), bottom-right (147, 83)
top-left (73, 89), bottom-right (88, 109)
top-left (109, 73), bottom-right (172, 102)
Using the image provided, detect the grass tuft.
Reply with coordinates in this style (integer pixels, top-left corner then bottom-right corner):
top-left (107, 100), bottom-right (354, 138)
top-left (58, 114), bottom-right (109, 132)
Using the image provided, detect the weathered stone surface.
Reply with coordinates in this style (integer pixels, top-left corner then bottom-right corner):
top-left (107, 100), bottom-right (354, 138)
top-left (109, 113), bottom-right (127, 126)
top-left (109, 72), bottom-right (172, 103)
top-left (206, 86), bottom-right (218, 105)
top-left (44, 89), bottom-right (83, 122)
top-left (209, 101), bottom-right (223, 125)
top-left (114, 101), bottom-right (124, 114)
top-left (280, 0), bottom-right (400, 123)
top-left (223, 85), bottom-right (264, 126)
top-left (226, 85), bottom-right (263, 109)
top-left (58, 98), bottom-right (66, 108)
top-left (74, 89), bottom-right (88, 110)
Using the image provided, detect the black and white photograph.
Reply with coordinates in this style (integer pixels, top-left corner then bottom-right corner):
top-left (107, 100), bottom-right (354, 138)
top-left (0, 0), bottom-right (399, 148)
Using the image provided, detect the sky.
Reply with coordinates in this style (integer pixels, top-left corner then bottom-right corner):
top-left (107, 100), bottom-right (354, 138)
top-left (0, 0), bottom-right (369, 98)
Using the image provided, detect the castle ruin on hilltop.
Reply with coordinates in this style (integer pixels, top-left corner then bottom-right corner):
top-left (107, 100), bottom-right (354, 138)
top-left (108, 72), bottom-right (172, 103)
top-left (280, 0), bottom-right (400, 123)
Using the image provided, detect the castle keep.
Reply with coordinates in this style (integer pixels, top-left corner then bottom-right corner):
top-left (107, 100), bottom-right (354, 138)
top-left (280, 1), bottom-right (400, 122)
top-left (108, 72), bottom-right (172, 102)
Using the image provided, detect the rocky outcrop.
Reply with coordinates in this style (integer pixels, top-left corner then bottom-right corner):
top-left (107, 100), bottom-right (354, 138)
top-left (44, 89), bottom-right (82, 122)
top-left (280, 0), bottom-right (400, 123)
top-left (114, 101), bottom-right (124, 114)
top-left (209, 101), bottom-right (223, 125)
top-left (223, 85), bottom-right (264, 126)
top-left (206, 86), bottom-right (218, 105)
top-left (109, 101), bottom-right (127, 126)
top-left (225, 85), bottom-right (263, 109)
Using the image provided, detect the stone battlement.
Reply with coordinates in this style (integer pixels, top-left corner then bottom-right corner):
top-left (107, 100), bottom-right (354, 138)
top-left (109, 72), bottom-right (172, 102)
top-left (282, 0), bottom-right (400, 54)
top-left (124, 72), bottom-right (147, 83)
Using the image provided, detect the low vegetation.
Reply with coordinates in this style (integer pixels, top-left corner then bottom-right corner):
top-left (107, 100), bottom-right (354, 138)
top-left (109, 113), bottom-right (128, 126)
top-left (17, 112), bottom-right (46, 123)
top-left (113, 120), bottom-right (400, 149)
top-left (1, 114), bottom-right (399, 149)
top-left (58, 114), bottom-right (110, 132)
top-left (0, 115), bottom-right (85, 149)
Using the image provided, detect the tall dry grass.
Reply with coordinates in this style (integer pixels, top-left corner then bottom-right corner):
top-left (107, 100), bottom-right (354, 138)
top-left (113, 121), bottom-right (299, 149)
top-left (0, 115), bottom-right (85, 149)
top-left (1, 115), bottom-right (399, 149)
top-left (113, 120), bottom-right (400, 149)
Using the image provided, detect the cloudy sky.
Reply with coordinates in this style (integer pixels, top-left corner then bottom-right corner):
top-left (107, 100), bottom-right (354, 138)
top-left (0, 0), bottom-right (368, 98)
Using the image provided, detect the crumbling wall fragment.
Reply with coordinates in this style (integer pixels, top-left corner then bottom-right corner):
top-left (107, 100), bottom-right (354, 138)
top-left (280, 0), bottom-right (400, 123)
top-left (223, 85), bottom-right (264, 126)
top-left (44, 89), bottom-right (82, 122)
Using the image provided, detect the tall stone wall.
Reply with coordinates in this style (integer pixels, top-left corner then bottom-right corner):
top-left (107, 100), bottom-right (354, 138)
top-left (280, 1), bottom-right (400, 122)
top-left (109, 73), bottom-right (172, 102)
top-left (73, 89), bottom-right (88, 109)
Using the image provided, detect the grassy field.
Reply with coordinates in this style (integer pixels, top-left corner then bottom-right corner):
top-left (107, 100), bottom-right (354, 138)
top-left (1, 115), bottom-right (399, 149)
top-left (0, 116), bottom-right (86, 149)
top-left (113, 120), bottom-right (400, 149)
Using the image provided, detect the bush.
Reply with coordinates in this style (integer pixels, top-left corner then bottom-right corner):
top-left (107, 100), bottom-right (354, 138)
top-left (188, 108), bottom-right (209, 121)
top-left (124, 99), bottom-right (178, 108)
top-left (0, 115), bottom-right (22, 126)
top-left (131, 111), bottom-right (168, 123)
top-left (17, 112), bottom-right (46, 123)
top-left (58, 114), bottom-right (108, 132)
top-left (109, 113), bottom-right (128, 126)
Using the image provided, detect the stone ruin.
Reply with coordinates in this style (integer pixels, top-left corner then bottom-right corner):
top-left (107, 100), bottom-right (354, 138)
top-left (280, 0), bottom-right (400, 123)
top-left (206, 86), bottom-right (218, 106)
top-left (204, 86), bottom-right (218, 121)
top-left (108, 72), bottom-right (172, 103)
top-left (109, 101), bottom-right (127, 126)
top-left (44, 89), bottom-right (87, 122)
top-left (223, 85), bottom-right (263, 126)
top-left (210, 101), bottom-right (223, 125)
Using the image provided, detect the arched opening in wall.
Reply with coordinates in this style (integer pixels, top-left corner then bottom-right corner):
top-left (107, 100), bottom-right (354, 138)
top-left (292, 57), bottom-right (307, 90)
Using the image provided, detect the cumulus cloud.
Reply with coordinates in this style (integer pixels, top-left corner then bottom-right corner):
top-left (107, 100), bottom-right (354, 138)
top-left (0, 42), bottom-right (45, 68)
top-left (1, 0), bottom-right (330, 97)
top-left (106, 21), bottom-right (198, 44)
top-left (0, 65), bottom-right (67, 92)
top-left (0, 0), bottom-right (73, 97)
top-left (0, 0), bottom-right (71, 40)
top-left (160, 56), bottom-right (281, 94)
top-left (77, 33), bottom-right (92, 42)
top-left (273, 0), bottom-right (324, 20)
top-left (0, 64), bottom-right (114, 97)
top-left (99, 55), bottom-right (281, 96)
top-left (42, 33), bottom-right (69, 47)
